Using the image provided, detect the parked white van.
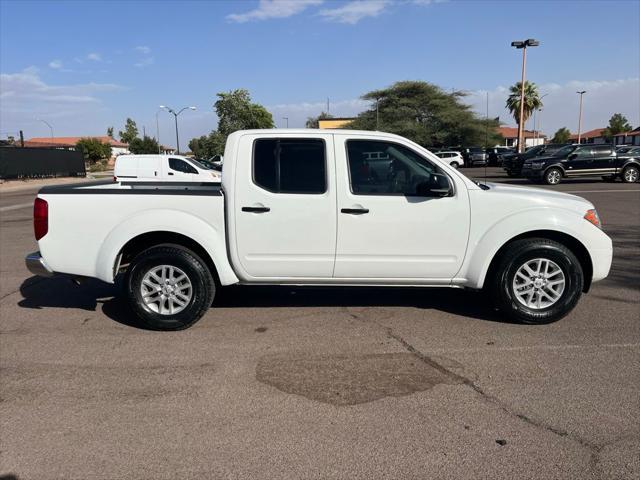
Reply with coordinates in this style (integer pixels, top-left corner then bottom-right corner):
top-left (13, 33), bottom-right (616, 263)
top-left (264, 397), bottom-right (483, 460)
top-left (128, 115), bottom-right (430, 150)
top-left (114, 155), bottom-right (221, 182)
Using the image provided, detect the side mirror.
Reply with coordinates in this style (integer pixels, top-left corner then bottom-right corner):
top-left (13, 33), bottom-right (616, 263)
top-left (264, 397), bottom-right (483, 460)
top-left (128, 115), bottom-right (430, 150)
top-left (416, 173), bottom-right (452, 197)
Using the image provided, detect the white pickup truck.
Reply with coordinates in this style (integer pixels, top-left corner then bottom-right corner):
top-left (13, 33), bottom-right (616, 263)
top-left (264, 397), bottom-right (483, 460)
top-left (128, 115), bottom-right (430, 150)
top-left (26, 129), bottom-right (612, 330)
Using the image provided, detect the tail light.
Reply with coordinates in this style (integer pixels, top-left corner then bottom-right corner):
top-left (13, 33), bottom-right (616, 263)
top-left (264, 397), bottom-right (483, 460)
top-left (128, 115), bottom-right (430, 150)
top-left (34, 198), bottom-right (48, 240)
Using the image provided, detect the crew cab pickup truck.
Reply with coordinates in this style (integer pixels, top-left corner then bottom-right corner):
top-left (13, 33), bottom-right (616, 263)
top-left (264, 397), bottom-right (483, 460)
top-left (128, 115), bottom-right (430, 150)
top-left (26, 130), bottom-right (613, 330)
top-left (521, 144), bottom-right (640, 185)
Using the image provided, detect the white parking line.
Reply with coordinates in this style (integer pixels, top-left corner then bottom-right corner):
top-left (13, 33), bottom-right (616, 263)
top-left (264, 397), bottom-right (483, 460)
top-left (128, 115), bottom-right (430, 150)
top-left (0, 202), bottom-right (33, 212)
top-left (562, 189), bottom-right (640, 193)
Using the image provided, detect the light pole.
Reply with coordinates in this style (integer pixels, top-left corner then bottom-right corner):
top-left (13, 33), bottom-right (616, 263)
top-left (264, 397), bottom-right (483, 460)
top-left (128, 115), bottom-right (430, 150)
top-left (159, 105), bottom-right (196, 154)
top-left (155, 108), bottom-right (162, 154)
top-left (36, 118), bottom-right (53, 139)
top-left (511, 38), bottom-right (540, 153)
top-left (282, 117), bottom-right (289, 128)
top-left (576, 91), bottom-right (586, 144)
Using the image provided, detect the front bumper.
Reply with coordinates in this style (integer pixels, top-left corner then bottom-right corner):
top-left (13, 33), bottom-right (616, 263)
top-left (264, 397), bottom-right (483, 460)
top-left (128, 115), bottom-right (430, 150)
top-left (25, 251), bottom-right (54, 277)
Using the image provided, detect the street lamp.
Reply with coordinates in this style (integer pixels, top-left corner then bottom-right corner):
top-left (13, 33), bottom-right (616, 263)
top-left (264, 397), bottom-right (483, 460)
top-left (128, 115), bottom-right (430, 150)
top-left (576, 91), bottom-right (586, 144)
top-left (159, 105), bottom-right (196, 154)
top-left (36, 118), bottom-right (54, 139)
top-left (511, 38), bottom-right (540, 153)
top-left (282, 117), bottom-right (289, 128)
top-left (155, 108), bottom-right (163, 154)
top-left (532, 93), bottom-right (548, 143)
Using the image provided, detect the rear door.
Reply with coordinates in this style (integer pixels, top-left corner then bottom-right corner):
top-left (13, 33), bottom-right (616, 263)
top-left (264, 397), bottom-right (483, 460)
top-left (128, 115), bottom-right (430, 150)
top-left (590, 145), bottom-right (616, 175)
top-left (233, 134), bottom-right (336, 278)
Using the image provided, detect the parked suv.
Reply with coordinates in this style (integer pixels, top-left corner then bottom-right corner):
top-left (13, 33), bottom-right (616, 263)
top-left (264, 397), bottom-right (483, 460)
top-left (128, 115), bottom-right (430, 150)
top-left (466, 147), bottom-right (488, 166)
top-left (502, 144), bottom-right (565, 177)
top-left (521, 144), bottom-right (640, 185)
top-left (434, 151), bottom-right (464, 168)
top-left (486, 146), bottom-right (514, 166)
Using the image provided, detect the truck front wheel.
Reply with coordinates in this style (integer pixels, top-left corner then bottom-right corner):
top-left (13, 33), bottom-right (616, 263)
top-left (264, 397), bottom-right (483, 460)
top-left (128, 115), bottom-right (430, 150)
top-left (125, 245), bottom-right (215, 330)
top-left (543, 167), bottom-right (562, 185)
top-left (488, 238), bottom-right (584, 324)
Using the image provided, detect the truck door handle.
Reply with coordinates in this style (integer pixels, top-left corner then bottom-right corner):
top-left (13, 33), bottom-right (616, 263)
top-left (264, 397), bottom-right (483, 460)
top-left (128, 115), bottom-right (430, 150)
top-left (341, 208), bottom-right (369, 215)
top-left (242, 206), bottom-right (270, 213)
top-left (168, 172), bottom-right (174, 176)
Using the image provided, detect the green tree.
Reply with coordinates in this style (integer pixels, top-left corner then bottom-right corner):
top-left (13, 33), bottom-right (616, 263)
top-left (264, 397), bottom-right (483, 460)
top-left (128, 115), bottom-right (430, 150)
top-left (76, 137), bottom-right (112, 163)
top-left (215, 89), bottom-right (274, 136)
top-left (106, 126), bottom-right (114, 138)
top-left (118, 118), bottom-right (139, 144)
top-left (505, 81), bottom-right (543, 131)
top-left (189, 131), bottom-right (225, 159)
top-left (603, 113), bottom-right (632, 141)
top-left (551, 127), bottom-right (572, 144)
top-left (347, 81), bottom-right (502, 148)
top-left (188, 89), bottom-right (274, 157)
top-left (306, 111), bottom-right (334, 128)
top-left (129, 135), bottom-right (160, 154)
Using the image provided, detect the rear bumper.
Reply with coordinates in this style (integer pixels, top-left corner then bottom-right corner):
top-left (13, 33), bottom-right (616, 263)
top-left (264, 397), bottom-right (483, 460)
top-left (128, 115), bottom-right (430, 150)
top-left (25, 251), bottom-right (54, 277)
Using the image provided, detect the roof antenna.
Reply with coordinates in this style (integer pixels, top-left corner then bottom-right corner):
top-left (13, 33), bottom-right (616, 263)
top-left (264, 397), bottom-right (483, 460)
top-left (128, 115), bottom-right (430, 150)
top-left (484, 91), bottom-right (489, 186)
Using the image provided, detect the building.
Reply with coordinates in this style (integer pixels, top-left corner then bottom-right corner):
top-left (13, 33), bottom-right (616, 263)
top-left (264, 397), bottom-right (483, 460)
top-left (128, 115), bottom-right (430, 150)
top-left (318, 118), bottom-right (355, 129)
top-left (24, 136), bottom-right (130, 156)
top-left (568, 128), bottom-right (607, 144)
top-left (496, 126), bottom-right (546, 148)
top-left (613, 127), bottom-right (640, 146)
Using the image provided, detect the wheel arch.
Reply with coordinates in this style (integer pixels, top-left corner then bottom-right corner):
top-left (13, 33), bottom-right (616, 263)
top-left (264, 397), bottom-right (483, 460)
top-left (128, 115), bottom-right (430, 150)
top-left (116, 231), bottom-right (221, 285)
top-left (484, 230), bottom-right (593, 293)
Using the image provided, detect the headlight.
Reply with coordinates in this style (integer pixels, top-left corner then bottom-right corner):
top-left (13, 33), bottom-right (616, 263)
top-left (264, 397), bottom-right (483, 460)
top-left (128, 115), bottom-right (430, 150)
top-left (584, 209), bottom-right (602, 229)
top-left (531, 162), bottom-right (544, 169)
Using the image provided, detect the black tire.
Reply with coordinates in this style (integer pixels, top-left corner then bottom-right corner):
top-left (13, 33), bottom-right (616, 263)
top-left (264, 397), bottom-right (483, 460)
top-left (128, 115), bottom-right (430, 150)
top-left (621, 165), bottom-right (639, 183)
top-left (506, 170), bottom-right (518, 178)
top-left (125, 245), bottom-right (215, 330)
top-left (488, 238), bottom-right (584, 324)
top-left (543, 167), bottom-right (563, 185)
top-left (450, 161), bottom-right (459, 169)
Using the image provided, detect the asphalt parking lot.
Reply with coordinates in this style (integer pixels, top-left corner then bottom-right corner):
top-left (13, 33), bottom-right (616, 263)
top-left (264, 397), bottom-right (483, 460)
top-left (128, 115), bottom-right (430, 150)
top-left (1, 168), bottom-right (638, 480)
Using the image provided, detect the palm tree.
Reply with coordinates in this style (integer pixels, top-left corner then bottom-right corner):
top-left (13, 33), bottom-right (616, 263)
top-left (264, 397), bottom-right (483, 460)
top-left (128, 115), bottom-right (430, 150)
top-left (505, 81), bottom-right (543, 130)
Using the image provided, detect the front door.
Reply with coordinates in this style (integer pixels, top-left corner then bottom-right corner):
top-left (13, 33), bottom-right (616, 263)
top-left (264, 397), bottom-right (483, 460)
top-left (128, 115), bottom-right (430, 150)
top-left (234, 134), bottom-right (336, 278)
top-left (565, 146), bottom-right (594, 176)
top-left (166, 157), bottom-right (197, 180)
top-left (333, 137), bottom-right (470, 281)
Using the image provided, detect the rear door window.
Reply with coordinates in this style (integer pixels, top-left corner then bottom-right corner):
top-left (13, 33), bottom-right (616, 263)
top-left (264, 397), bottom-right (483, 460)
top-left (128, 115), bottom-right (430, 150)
top-left (253, 138), bottom-right (326, 194)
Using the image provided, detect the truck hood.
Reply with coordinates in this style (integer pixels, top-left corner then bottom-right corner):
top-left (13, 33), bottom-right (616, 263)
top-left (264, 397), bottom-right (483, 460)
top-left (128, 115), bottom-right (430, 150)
top-left (482, 182), bottom-right (593, 213)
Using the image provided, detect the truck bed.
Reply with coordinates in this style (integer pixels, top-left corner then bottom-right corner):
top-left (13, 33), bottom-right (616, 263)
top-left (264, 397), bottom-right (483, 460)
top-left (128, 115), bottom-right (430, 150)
top-left (36, 179), bottom-right (228, 283)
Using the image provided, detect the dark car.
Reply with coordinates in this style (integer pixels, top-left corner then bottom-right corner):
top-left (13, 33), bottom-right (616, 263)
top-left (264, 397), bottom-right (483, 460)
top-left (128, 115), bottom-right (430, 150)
top-left (502, 143), bottom-right (565, 177)
top-left (486, 146), bottom-right (515, 166)
top-left (521, 144), bottom-right (640, 185)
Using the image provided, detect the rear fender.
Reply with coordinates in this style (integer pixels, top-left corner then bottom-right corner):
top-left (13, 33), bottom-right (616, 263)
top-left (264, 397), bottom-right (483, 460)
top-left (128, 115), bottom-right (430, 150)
top-left (95, 209), bottom-right (239, 285)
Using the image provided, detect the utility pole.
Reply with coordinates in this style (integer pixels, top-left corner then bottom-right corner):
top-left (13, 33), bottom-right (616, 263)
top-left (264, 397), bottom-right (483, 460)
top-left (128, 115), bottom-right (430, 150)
top-left (576, 91), bottom-right (586, 144)
top-left (511, 39), bottom-right (540, 153)
top-left (282, 117), bottom-right (289, 128)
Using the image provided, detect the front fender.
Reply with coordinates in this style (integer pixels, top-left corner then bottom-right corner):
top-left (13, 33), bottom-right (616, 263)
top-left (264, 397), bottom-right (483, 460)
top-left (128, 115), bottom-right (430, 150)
top-left (95, 209), bottom-right (238, 285)
top-left (458, 207), bottom-right (609, 289)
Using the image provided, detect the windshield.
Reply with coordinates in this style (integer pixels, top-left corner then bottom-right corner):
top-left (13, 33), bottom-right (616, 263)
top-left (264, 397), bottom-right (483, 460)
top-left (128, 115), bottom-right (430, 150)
top-left (190, 158), bottom-right (213, 170)
top-left (552, 145), bottom-right (578, 157)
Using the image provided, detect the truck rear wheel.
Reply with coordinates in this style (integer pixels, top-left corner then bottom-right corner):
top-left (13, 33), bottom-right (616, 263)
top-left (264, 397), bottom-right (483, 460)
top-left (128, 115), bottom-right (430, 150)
top-left (488, 238), bottom-right (583, 324)
top-left (125, 245), bottom-right (215, 330)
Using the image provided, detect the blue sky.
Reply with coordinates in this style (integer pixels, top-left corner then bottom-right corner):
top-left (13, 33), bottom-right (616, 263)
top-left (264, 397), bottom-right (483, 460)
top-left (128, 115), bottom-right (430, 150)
top-left (1, 0), bottom-right (639, 147)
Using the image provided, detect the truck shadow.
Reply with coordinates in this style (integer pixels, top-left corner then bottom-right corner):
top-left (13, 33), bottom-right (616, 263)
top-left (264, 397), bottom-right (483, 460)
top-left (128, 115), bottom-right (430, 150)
top-left (17, 276), bottom-right (509, 328)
